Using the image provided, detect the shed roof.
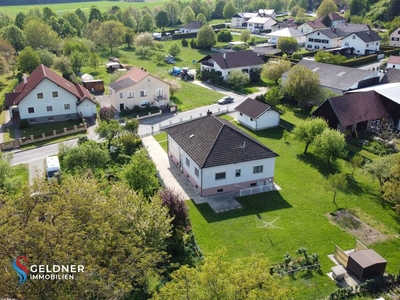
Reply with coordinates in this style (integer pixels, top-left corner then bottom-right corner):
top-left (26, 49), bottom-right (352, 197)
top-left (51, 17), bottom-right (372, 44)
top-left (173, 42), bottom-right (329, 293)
top-left (165, 115), bottom-right (278, 168)
top-left (235, 98), bottom-right (278, 118)
top-left (349, 249), bottom-right (387, 268)
top-left (181, 21), bottom-right (203, 30)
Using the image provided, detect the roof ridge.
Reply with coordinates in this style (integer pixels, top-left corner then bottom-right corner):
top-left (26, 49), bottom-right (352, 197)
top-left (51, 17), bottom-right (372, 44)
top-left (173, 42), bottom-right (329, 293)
top-left (200, 116), bottom-right (225, 167)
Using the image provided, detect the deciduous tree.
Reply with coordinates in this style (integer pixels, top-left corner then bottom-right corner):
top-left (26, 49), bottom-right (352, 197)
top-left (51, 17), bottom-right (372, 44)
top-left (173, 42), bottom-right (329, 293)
top-left (163, 77), bottom-right (181, 97)
top-left (325, 173), bottom-right (348, 205)
top-left (17, 46), bottom-right (40, 73)
top-left (95, 20), bottom-right (125, 54)
top-left (383, 155), bottom-right (400, 213)
top-left (140, 13), bottom-right (154, 32)
top-left (292, 118), bottom-right (328, 154)
top-left (227, 69), bottom-right (250, 91)
top-left (364, 155), bottom-right (396, 187)
top-left (124, 149), bottom-right (160, 198)
top-left (1, 25), bottom-right (25, 51)
top-left (196, 25), bottom-right (216, 49)
top-left (240, 29), bottom-right (251, 42)
top-left (164, 0), bottom-right (181, 26)
top-left (347, 154), bottom-right (364, 176)
top-left (95, 119), bottom-right (124, 149)
top-left (168, 42), bottom-right (181, 57)
top-left (277, 36), bottom-right (299, 53)
top-left (314, 128), bottom-right (347, 166)
top-left (315, 50), bottom-right (346, 65)
top-left (135, 32), bottom-right (154, 48)
top-left (223, 1), bottom-right (237, 19)
top-left (284, 65), bottom-right (320, 107)
top-left (181, 7), bottom-right (196, 25)
top-left (24, 19), bottom-right (60, 51)
top-left (317, 0), bottom-right (338, 17)
top-left (196, 13), bottom-right (207, 23)
top-left (261, 58), bottom-right (291, 84)
top-left (155, 9), bottom-right (170, 30)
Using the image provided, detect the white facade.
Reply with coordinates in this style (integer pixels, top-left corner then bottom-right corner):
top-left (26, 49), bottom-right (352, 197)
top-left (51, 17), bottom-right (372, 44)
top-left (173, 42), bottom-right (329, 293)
top-left (110, 75), bottom-right (170, 112)
top-left (18, 79), bottom-right (88, 121)
top-left (247, 17), bottom-right (276, 32)
top-left (267, 28), bottom-right (306, 46)
top-left (237, 110), bottom-right (280, 130)
top-left (77, 99), bottom-right (97, 117)
top-left (200, 58), bottom-right (262, 80)
top-left (389, 27), bottom-right (400, 47)
top-left (341, 34), bottom-right (381, 55)
top-left (305, 31), bottom-right (341, 50)
top-left (179, 27), bottom-right (200, 34)
top-left (298, 23), bottom-right (320, 35)
top-left (168, 135), bottom-right (276, 196)
top-left (231, 13), bottom-right (258, 28)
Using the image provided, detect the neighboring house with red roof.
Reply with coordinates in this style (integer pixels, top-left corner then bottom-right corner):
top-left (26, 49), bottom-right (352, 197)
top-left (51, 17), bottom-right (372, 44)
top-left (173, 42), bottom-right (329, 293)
top-left (315, 13), bottom-right (346, 27)
top-left (235, 98), bottom-right (280, 130)
top-left (109, 67), bottom-right (170, 112)
top-left (5, 64), bottom-right (97, 124)
top-left (198, 50), bottom-right (264, 81)
top-left (165, 115), bottom-right (278, 196)
top-left (311, 91), bottom-right (390, 133)
top-left (389, 26), bottom-right (400, 47)
top-left (387, 55), bottom-right (400, 69)
top-left (298, 20), bottom-right (327, 35)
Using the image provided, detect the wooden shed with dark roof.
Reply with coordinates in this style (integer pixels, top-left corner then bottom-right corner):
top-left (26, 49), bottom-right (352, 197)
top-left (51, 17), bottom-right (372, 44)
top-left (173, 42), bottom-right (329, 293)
top-left (235, 98), bottom-right (280, 130)
top-left (311, 91), bottom-right (390, 133)
top-left (347, 249), bottom-right (387, 281)
top-left (165, 115), bottom-right (278, 196)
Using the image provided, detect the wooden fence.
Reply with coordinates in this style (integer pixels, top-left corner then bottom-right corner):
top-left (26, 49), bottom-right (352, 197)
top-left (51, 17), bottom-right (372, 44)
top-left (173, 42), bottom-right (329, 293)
top-left (334, 245), bottom-right (349, 267)
top-left (0, 122), bottom-right (87, 151)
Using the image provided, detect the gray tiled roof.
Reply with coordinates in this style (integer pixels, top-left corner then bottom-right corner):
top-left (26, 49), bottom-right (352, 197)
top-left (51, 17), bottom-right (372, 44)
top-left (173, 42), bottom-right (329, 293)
top-left (315, 28), bottom-right (346, 38)
top-left (335, 23), bottom-right (370, 33)
top-left (181, 21), bottom-right (203, 30)
top-left (108, 77), bottom-right (135, 92)
top-left (344, 30), bottom-right (382, 42)
top-left (286, 60), bottom-right (377, 92)
top-left (235, 98), bottom-right (275, 118)
top-left (380, 69), bottom-right (400, 84)
top-left (198, 50), bottom-right (264, 70)
top-left (165, 115), bottom-right (278, 168)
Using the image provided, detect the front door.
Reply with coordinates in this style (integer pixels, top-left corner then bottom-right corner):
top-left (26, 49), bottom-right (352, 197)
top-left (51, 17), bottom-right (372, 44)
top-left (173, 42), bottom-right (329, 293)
top-left (119, 103), bottom-right (124, 111)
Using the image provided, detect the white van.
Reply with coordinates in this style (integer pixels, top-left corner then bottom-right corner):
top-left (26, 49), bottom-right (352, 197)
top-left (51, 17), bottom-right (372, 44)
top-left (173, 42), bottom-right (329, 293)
top-left (46, 156), bottom-right (61, 180)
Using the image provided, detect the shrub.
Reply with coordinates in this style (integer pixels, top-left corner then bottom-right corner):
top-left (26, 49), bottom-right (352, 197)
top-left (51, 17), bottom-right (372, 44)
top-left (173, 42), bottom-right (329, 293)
top-left (217, 29), bottom-right (233, 42)
top-left (232, 44), bottom-right (249, 51)
top-left (77, 136), bottom-right (89, 145)
top-left (99, 106), bottom-right (116, 121)
top-left (19, 119), bottom-right (29, 129)
top-left (249, 36), bottom-right (256, 45)
top-left (190, 38), bottom-right (197, 49)
top-left (181, 39), bottom-right (188, 47)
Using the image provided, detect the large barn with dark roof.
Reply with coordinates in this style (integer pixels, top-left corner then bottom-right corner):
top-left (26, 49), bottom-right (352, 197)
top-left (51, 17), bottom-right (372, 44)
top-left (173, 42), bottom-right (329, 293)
top-left (165, 115), bottom-right (278, 196)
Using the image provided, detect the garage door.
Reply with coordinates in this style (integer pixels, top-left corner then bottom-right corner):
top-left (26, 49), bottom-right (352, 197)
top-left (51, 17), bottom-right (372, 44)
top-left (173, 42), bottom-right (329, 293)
top-left (80, 106), bottom-right (93, 117)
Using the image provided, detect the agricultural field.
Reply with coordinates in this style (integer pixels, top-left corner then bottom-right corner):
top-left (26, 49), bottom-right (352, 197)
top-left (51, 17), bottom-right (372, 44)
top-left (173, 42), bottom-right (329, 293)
top-left (1, 1), bottom-right (168, 17)
top-left (186, 114), bottom-right (400, 298)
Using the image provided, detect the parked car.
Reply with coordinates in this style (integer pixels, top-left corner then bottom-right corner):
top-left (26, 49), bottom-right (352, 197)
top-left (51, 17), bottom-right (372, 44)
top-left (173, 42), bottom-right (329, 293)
top-left (165, 54), bottom-right (175, 64)
top-left (217, 96), bottom-right (234, 104)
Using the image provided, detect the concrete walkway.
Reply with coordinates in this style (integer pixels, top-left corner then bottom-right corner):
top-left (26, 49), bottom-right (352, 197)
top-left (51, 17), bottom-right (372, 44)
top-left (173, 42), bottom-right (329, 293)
top-left (142, 135), bottom-right (243, 213)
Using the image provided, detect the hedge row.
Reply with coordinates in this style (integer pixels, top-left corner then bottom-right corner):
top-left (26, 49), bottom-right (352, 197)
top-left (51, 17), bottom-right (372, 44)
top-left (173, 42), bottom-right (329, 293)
top-left (341, 54), bottom-right (378, 67)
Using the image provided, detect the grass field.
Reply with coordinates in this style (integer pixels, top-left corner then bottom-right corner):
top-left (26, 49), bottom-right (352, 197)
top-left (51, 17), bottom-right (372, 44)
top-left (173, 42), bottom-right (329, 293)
top-left (1, 1), bottom-right (168, 17)
top-left (154, 131), bottom-right (167, 151)
top-left (187, 117), bottom-right (400, 298)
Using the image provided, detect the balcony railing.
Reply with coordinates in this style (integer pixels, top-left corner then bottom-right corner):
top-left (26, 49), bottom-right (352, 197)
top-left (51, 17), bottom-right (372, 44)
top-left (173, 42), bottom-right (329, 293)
top-left (154, 95), bottom-right (167, 100)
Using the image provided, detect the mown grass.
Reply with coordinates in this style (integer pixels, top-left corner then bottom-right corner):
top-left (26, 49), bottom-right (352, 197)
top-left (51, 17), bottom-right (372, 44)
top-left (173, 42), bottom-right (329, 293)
top-left (12, 120), bottom-right (82, 140)
top-left (187, 116), bottom-right (400, 299)
top-left (154, 132), bottom-right (168, 152)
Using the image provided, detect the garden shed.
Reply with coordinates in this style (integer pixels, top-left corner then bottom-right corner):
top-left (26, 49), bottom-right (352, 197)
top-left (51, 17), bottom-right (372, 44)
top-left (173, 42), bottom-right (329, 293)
top-left (347, 249), bottom-right (387, 281)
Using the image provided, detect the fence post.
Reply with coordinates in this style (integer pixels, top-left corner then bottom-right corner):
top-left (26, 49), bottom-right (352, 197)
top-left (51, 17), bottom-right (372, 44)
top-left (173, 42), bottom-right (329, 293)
top-left (53, 130), bottom-right (56, 136)
top-left (30, 135), bottom-right (34, 141)
top-left (64, 127), bottom-right (67, 133)
top-left (151, 126), bottom-right (154, 135)
top-left (180, 118), bottom-right (182, 122)
top-left (42, 133), bottom-right (45, 138)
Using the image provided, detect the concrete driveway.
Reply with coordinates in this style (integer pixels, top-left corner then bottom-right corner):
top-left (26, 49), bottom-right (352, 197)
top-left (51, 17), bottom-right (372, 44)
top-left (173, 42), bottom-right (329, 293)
top-left (142, 135), bottom-right (242, 213)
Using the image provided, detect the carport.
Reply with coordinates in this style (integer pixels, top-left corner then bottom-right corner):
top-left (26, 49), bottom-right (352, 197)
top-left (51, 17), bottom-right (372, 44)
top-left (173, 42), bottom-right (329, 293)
top-left (347, 249), bottom-right (387, 281)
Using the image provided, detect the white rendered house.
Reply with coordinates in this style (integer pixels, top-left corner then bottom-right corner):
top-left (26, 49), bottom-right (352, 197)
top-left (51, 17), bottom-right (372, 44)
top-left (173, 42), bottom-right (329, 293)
top-left (389, 27), bottom-right (400, 47)
top-left (246, 17), bottom-right (276, 33)
top-left (165, 115), bottom-right (279, 196)
top-left (341, 31), bottom-right (382, 55)
top-left (235, 98), bottom-right (280, 130)
top-left (305, 28), bottom-right (346, 50)
top-left (267, 28), bottom-right (306, 46)
top-left (387, 56), bottom-right (400, 69)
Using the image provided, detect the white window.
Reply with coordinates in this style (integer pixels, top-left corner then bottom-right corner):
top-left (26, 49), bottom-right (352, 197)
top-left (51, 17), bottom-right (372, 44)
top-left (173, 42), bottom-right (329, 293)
top-left (64, 104), bottom-right (70, 110)
top-left (253, 165), bottom-right (263, 174)
top-left (156, 88), bottom-right (164, 99)
top-left (127, 91), bottom-right (134, 98)
top-left (195, 167), bottom-right (199, 177)
top-left (186, 157), bottom-right (190, 167)
top-left (344, 42), bottom-right (349, 46)
top-left (140, 90), bottom-right (147, 97)
top-left (235, 169), bottom-right (241, 177)
top-left (366, 43), bottom-right (369, 47)
top-left (28, 107), bottom-right (35, 114)
top-left (46, 106), bottom-right (53, 112)
top-left (307, 45), bottom-right (312, 48)
top-left (52, 91), bottom-right (58, 98)
top-left (352, 35), bottom-right (356, 39)
top-left (119, 92), bottom-right (123, 99)
top-left (215, 172), bottom-right (226, 180)
top-left (37, 93), bottom-right (43, 99)
top-left (376, 42), bottom-right (379, 45)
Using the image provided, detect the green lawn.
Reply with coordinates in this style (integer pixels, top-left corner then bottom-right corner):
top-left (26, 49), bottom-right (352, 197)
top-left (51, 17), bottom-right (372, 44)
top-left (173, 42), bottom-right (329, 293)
top-left (19, 132), bottom-right (86, 150)
top-left (154, 132), bottom-right (168, 152)
top-left (187, 118), bottom-right (400, 298)
top-left (13, 120), bottom-right (83, 140)
top-left (2, 1), bottom-right (168, 16)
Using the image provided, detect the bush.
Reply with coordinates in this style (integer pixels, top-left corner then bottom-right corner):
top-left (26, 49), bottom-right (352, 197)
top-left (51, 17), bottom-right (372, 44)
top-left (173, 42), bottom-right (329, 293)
top-left (217, 29), bottom-right (233, 42)
top-left (232, 44), bottom-right (249, 51)
top-left (77, 136), bottom-right (89, 145)
top-left (190, 39), bottom-right (197, 49)
top-left (249, 36), bottom-right (256, 45)
top-left (99, 107), bottom-right (116, 121)
top-left (181, 38), bottom-right (188, 47)
top-left (19, 119), bottom-right (29, 129)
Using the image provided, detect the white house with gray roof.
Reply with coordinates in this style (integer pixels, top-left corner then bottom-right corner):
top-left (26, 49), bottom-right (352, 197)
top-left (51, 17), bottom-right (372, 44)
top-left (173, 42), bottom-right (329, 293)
top-left (282, 60), bottom-right (380, 94)
top-left (341, 31), bottom-right (382, 55)
top-left (266, 28), bottom-right (306, 46)
top-left (165, 115), bottom-right (278, 196)
top-left (305, 28), bottom-right (346, 50)
top-left (389, 26), bottom-right (400, 47)
top-left (235, 98), bottom-right (280, 130)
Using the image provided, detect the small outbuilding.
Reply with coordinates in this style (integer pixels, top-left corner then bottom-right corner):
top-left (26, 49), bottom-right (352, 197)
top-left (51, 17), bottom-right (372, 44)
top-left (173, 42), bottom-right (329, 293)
top-left (347, 249), bottom-right (387, 281)
top-left (81, 73), bottom-right (104, 94)
top-left (235, 97), bottom-right (280, 130)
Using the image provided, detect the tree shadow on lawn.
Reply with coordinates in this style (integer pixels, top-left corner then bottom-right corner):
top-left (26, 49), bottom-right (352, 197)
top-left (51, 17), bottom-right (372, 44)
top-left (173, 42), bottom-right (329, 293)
top-left (190, 191), bottom-right (292, 223)
top-left (296, 153), bottom-right (339, 177)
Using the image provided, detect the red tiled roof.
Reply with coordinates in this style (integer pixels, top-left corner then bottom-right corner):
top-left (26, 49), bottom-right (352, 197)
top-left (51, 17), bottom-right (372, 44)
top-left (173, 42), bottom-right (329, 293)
top-left (388, 55), bottom-right (400, 65)
top-left (117, 67), bottom-right (149, 83)
top-left (7, 64), bottom-right (94, 106)
top-left (306, 20), bottom-right (327, 29)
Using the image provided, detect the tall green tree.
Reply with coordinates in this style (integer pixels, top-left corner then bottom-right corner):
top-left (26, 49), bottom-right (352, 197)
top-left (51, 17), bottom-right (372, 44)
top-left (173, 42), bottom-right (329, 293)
top-left (36, 49), bottom-right (55, 67)
top-left (196, 25), bottom-right (216, 49)
top-left (75, 8), bottom-right (87, 25)
top-left (277, 36), bottom-right (299, 53)
top-left (0, 177), bottom-right (172, 299)
top-left (88, 6), bottom-right (103, 23)
top-left (316, 0), bottom-right (338, 17)
top-left (196, 13), bottom-right (207, 23)
top-left (124, 149), bottom-right (160, 198)
top-left (292, 118), bottom-right (328, 154)
top-left (153, 250), bottom-right (294, 299)
top-left (325, 173), bottom-right (348, 206)
top-left (240, 29), bottom-right (251, 42)
top-left (95, 20), bottom-right (126, 54)
top-left (155, 9), bottom-right (170, 30)
top-left (349, 0), bottom-right (366, 16)
top-left (24, 19), bottom-right (60, 51)
top-left (2, 25), bottom-right (25, 51)
top-left (95, 119), bottom-right (124, 150)
top-left (15, 12), bottom-right (26, 29)
top-left (168, 42), bottom-right (181, 57)
top-left (140, 13), bottom-right (154, 32)
top-left (314, 128), bottom-right (347, 166)
top-left (223, 1), bottom-right (237, 19)
top-left (181, 7), bottom-right (196, 25)
top-left (364, 155), bottom-right (396, 187)
top-left (164, 0), bottom-right (181, 26)
top-left (284, 65), bottom-right (320, 107)
top-left (0, 151), bottom-right (15, 193)
top-left (89, 53), bottom-right (100, 70)
top-left (383, 155), bottom-right (400, 213)
top-left (261, 58), bottom-right (291, 84)
top-left (17, 46), bottom-right (40, 73)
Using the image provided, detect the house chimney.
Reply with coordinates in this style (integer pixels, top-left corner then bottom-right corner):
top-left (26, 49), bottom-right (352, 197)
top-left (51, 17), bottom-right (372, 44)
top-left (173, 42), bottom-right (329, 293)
top-left (23, 73), bottom-right (27, 84)
top-left (223, 52), bottom-right (226, 60)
